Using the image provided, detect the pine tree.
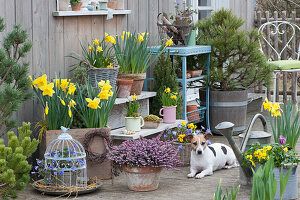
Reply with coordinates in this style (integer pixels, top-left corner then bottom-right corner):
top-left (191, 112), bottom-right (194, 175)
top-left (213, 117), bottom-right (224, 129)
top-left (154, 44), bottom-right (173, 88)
top-left (0, 17), bottom-right (33, 135)
top-left (0, 122), bottom-right (39, 198)
top-left (196, 9), bottom-right (272, 91)
top-left (150, 52), bottom-right (183, 118)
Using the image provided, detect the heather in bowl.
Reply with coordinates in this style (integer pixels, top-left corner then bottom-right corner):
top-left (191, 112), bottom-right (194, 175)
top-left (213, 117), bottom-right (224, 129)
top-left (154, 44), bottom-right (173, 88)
top-left (107, 135), bottom-right (182, 169)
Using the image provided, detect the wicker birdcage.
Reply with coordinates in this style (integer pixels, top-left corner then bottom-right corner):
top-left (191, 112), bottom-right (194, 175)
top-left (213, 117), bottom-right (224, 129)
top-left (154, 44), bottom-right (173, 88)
top-left (44, 127), bottom-right (87, 188)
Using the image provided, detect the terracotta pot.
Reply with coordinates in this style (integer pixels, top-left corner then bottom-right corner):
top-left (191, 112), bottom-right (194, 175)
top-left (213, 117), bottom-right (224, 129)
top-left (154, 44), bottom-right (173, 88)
top-left (115, 0), bottom-right (124, 9)
top-left (186, 105), bottom-right (200, 123)
top-left (71, 2), bottom-right (83, 11)
top-left (122, 165), bottom-right (163, 191)
top-left (44, 128), bottom-right (112, 180)
top-left (118, 73), bottom-right (146, 95)
top-left (177, 71), bottom-right (191, 79)
top-left (142, 121), bottom-right (160, 129)
top-left (107, 1), bottom-right (117, 9)
top-left (59, 0), bottom-right (69, 11)
top-left (187, 70), bottom-right (202, 77)
top-left (117, 79), bottom-right (133, 98)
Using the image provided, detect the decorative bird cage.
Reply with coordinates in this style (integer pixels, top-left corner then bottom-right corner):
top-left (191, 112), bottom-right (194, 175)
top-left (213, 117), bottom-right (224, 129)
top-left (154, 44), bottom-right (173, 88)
top-left (44, 127), bottom-right (87, 188)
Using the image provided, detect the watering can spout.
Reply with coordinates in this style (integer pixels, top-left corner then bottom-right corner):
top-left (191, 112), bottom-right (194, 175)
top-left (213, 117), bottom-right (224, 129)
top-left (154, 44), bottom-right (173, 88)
top-left (215, 122), bottom-right (252, 183)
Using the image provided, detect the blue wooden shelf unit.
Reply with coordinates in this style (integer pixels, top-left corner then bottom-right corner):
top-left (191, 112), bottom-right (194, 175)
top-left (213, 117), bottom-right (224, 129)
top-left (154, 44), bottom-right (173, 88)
top-left (145, 45), bottom-right (211, 129)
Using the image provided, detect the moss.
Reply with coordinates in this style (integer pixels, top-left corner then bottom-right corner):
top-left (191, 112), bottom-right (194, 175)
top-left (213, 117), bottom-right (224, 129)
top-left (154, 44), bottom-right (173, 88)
top-left (144, 115), bottom-right (162, 122)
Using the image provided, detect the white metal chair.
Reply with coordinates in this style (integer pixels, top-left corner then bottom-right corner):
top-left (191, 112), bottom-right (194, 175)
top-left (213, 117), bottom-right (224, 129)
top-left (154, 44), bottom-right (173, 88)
top-left (258, 21), bottom-right (300, 104)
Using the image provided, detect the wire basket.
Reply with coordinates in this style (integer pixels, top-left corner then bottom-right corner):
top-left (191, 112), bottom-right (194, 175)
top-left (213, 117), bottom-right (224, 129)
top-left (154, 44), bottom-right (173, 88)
top-left (157, 13), bottom-right (193, 46)
top-left (186, 106), bottom-right (205, 123)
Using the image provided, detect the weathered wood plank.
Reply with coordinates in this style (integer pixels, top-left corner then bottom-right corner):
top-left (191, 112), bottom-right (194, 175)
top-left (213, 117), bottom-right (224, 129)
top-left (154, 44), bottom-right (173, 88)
top-left (127, 0), bottom-right (138, 32)
top-left (148, 0), bottom-right (159, 45)
top-left (139, 0), bottom-right (149, 33)
top-left (92, 16), bottom-right (104, 40)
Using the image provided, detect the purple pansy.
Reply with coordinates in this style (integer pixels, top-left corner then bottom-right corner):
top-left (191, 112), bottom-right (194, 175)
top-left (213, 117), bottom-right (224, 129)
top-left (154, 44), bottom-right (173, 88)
top-left (278, 135), bottom-right (286, 145)
top-left (179, 17), bottom-right (183, 20)
top-left (176, 2), bottom-right (180, 6)
top-left (178, 145), bottom-right (183, 151)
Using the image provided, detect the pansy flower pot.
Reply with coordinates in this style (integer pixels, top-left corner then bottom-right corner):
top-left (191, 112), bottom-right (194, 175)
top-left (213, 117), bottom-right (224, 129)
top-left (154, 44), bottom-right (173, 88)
top-left (125, 116), bottom-right (144, 132)
top-left (159, 106), bottom-right (176, 124)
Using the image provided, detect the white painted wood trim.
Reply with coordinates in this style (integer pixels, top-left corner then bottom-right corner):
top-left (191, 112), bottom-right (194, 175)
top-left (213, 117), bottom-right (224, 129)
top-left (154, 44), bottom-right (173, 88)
top-left (53, 10), bottom-right (132, 17)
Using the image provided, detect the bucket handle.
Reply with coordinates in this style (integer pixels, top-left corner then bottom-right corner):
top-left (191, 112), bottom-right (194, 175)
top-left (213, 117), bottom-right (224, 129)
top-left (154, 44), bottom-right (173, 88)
top-left (159, 108), bottom-right (164, 117)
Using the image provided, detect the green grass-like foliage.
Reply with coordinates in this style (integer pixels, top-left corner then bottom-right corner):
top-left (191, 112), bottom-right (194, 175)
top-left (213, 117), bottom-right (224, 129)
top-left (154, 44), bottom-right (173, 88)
top-left (196, 9), bottom-right (272, 90)
top-left (213, 179), bottom-right (240, 200)
top-left (0, 122), bottom-right (39, 198)
top-left (250, 158), bottom-right (292, 200)
top-left (0, 17), bottom-right (33, 135)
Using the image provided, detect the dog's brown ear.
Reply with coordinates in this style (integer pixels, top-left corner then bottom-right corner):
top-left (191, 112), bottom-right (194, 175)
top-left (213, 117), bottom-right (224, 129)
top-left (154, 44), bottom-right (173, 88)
top-left (204, 132), bottom-right (212, 140)
top-left (184, 134), bottom-right (194, 142)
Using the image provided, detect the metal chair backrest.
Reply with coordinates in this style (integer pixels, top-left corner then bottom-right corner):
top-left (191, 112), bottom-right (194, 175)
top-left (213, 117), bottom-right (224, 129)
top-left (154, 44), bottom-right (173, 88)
top-left (258, 21), bottom-right (300, 61)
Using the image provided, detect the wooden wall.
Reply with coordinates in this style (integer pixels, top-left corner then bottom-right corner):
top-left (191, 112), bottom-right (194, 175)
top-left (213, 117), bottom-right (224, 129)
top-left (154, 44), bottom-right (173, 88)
top-left (0, 0), bottom-right (254, 126)
top-left (230, 0), bottom-right (255, 29)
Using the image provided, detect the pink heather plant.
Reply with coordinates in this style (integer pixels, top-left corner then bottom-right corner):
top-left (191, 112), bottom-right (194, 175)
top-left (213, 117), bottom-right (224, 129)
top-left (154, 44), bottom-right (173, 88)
top-left (107, 135), bottom-right (182, 169)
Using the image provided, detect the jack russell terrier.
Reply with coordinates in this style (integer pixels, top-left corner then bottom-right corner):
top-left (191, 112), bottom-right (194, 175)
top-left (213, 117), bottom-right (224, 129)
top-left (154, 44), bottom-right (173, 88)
top-left (187, 132), bottom-right (237, 179)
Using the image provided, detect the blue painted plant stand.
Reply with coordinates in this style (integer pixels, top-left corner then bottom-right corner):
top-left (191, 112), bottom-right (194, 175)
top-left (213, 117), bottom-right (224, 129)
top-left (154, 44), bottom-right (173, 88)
top-left (145, 45), bottom-right (211, 129)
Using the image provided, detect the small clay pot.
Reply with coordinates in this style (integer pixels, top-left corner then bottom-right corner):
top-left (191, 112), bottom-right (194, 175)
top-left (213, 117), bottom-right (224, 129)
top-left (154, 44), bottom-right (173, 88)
top-left (117, 79), bottom-right (133, 98)
top-left (187, 70), bottom-right (203, 78)
top-left (107, 1), bottom-right (117, 9)
top-left (177, 71), bottom-right (191, 79)
top-left (71, 2), bottom-right (83, 11)
top-left (118, 73), bottom-right (146, 95)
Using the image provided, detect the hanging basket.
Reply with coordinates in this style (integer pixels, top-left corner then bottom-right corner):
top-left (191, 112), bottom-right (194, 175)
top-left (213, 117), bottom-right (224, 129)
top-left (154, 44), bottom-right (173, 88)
top-left (157, 13), bottom-right (193, 46)
top-left (81, 61), bottom-right (119, 90)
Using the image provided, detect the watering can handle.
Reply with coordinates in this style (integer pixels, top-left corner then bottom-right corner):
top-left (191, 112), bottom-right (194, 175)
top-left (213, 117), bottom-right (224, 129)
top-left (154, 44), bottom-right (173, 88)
top-left (240, 113), bottom-right (268, 153)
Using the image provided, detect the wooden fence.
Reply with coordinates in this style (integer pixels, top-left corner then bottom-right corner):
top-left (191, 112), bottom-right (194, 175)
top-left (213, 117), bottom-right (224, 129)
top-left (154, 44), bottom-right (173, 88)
top-left (254, 10), bottom-right (300, 104)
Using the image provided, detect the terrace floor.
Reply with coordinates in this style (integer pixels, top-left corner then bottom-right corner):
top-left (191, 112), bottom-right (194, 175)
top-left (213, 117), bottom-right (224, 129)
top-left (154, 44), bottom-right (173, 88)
top-left (19, 100), bottom-right (300, 200)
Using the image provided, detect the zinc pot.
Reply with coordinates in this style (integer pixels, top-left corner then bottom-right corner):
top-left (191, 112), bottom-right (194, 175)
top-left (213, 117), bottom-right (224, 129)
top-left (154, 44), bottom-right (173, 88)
top-left (117, 79), bottom-right (133, 98)
top-left (186, 105), bottom-right (200, 123)
top-left (274, 165), bottom-right (298, 200)
top-left (44, 128), bottom-right (112, 180)
top-left (125, 117), bottom-right (144, 132)
top-left (71, 2), bottom-right (83, 11)
top-left (159, 106), bottom-right (177, 124)
top-left (59, 0), bottom-right (69, 11)
top-left (199, 89), bottom-right (248, 134)
top-left (142, 121), bottom-right (160, 129)
top-left (188, 30), bottom-right (196, 46)
top-left (122, 165), bottom-right (163, 191)
top-left (118, 73), bottom-right (146, 95)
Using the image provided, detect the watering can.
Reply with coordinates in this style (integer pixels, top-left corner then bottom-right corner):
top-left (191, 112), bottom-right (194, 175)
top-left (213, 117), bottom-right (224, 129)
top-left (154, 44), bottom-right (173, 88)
top-left (215, 113), bottom-right (272, 185)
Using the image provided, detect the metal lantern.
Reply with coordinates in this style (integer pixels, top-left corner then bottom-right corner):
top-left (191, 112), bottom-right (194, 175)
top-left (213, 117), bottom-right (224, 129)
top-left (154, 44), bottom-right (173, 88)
top-left (44, 127), bottom-right (87, 188)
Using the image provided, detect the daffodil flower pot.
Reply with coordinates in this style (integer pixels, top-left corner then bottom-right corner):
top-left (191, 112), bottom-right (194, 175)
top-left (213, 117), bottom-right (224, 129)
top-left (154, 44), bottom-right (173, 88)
top-left (86, 65), bottom-right (119, 90)
top-left (159, 106), bottom-right (177, 124)
top-left (122, 165), bottom-right (163, 191)
top-left (118, 73), bottom-right (146, 95)
top-left (125, 117), bottom-right (144, 132)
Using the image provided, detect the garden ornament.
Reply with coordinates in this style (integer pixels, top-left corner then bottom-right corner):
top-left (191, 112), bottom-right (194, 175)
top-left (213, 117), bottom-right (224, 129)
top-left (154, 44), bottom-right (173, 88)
top-left (215, 113), bottom-right (271, 185)
top-left (187, 132), bottom-right (237, 179)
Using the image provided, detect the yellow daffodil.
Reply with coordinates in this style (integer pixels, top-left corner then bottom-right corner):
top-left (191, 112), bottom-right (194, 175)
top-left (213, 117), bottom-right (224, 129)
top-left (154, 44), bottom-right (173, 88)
top-left (246, 155), bottom-right (253, 160)
top-left (98, 90), bottom-right (109, 100)
top-left (59, 79), bottom-right (70, 91)
top-left (33, 74), bottom-right (48, 88)
top-left (165, 37), bottom-right (173, 47)
top-left (40, 83), bottom-right (55, 97)
top-left (108, 90), bottom-right (113, 97)
top-left (105, 33), bottom-right (116, 44)
top-left (69, 99), bottom-right (76, 108)
top-left (86, 97), bottom-right (100, 109)
top-left (107, 63), bottom-right (113, 69)
top-left (174, 92), bottom-right (178, 95)
top-left (45, 102), bottom-right (49, 115)
top-left (283, 148), bottom-right (288, 153)
top-left (67, 83), bottom-right (76, 95)
top-left (131, 94), bottom-right (137, 100)
top-left (89, 46), bottom-right (93, 51)
top-left (170, 95), bottom-right (177, 99)
top-left (93, 38), bottom-right (99, 46)
top-left (263, 98), bottom-right (271, 111)
top-left (193, 125), bottom-right (197, 130)
top-left (96, 46), bottom-right (103, 52)
top-left (98, 80), bottom-right (106, 88)
top-left (28, 75), bottom-right (36, 88)
top-left (138, 34), bottom-right (144, 43)
top-left (164, 87), bottom-right (170, 93)
top-left (181, 121), bottom-right (186, 126)
top-left (68, 105), bottom-right (72, 118)
top-left (121, 31), bottom-right (130, 40)
top-left (59, 97), bottom-right (66, 106)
